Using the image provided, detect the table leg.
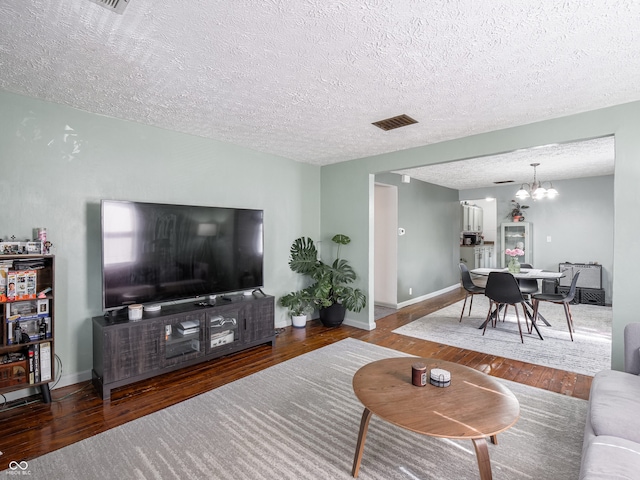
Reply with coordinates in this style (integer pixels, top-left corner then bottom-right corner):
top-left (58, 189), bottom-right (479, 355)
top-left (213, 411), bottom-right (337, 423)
top-left (478, 304), bottom-right (502, 330)
top-left (352, 408), bottom-right (373, 478)
top-left (472, 437), bottom-right (493, 480)
top-left (525, 300), bottom-right (551, 326)
top-left (522, 302), bottom-right (544, 340)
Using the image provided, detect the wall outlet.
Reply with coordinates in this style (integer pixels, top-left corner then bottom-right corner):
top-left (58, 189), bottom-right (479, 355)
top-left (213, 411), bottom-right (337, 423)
top-left (547, 236), bottom-right (552, 242)
top-left (409, 287), bottom-right (412, 295)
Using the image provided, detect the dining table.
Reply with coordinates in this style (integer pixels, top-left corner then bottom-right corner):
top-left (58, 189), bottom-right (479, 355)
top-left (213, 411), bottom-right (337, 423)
top-left (470, 267), bottom-right (564, 333)
top-left (470, 267), bottom-right (564, 282)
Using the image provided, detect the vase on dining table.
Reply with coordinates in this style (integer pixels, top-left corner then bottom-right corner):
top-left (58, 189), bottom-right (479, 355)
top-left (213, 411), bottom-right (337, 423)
top-left (508, 257), bottom-right (521, 273)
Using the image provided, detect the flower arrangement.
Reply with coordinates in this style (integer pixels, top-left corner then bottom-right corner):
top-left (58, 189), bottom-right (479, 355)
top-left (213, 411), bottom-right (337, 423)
top-left (505, 248), bottom-right (524, 257)
top-left (505, 248), bottom-right (524, 273)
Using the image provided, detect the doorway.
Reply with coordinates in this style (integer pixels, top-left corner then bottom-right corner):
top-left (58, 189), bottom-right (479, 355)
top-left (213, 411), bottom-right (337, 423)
top-left (374, 183), bottom-right (398, 309)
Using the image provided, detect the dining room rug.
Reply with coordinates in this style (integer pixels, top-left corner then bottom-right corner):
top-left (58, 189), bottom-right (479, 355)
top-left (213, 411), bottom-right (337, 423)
top-left (392, 295), bottom-right (611, 376)
top-left (16, 338), bottom-right (587, 480)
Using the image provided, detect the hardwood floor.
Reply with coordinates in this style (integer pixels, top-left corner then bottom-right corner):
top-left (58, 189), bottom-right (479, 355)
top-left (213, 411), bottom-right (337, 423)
top-left (0, 287), bottom-right (592, 464)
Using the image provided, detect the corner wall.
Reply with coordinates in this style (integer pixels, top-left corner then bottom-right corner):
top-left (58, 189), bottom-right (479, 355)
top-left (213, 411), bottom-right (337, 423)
top-left (0, 90), bottom-right (321, 391)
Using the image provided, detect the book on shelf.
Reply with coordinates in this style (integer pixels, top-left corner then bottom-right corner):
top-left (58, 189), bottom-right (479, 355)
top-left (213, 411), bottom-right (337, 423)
top-left (33, 343), bottom-right (40, 384)
top-left (28, 346), bottom-right (35, 384)
top-left (26, 343), bottom-right (52, 384)
top-left (39, 342), bottom-right (52, 382)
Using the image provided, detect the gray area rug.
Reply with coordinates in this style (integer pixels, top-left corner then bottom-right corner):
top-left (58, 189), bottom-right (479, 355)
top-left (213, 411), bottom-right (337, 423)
top-left (19, 338), bottom-right (586, 479)
top-left (393, 295), bottom-right (611, 376)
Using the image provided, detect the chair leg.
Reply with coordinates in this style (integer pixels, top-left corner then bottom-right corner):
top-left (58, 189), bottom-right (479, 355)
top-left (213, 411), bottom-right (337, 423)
top-left (459, 293), bottom-right (469, 322)
top-left (515, 304), bottom-right (524, 343)
top-left (563, 302), bottom-right (574, 341)
top-left (483, 301), bottom-right (495, 336)
top-left (567, 304), bottom-right (576, 332)
top-left (468, 294), bottom-right (474, 316)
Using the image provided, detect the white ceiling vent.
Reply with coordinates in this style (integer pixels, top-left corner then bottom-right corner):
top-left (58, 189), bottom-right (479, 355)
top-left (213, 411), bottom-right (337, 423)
top-left (86, 0), bottom-right (130, 14)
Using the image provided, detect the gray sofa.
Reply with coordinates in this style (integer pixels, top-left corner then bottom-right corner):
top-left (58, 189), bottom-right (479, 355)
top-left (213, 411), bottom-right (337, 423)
top-left (579, 322), bottom-right (640, 479)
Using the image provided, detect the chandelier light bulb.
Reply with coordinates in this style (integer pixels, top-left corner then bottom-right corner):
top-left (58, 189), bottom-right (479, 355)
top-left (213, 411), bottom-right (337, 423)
top-left (516, 186), bottom-right (530, 199)
top-left (533, 186), bottom-right (547, 199)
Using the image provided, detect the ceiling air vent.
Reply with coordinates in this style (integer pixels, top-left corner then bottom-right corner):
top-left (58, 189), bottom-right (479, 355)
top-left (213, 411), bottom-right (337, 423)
top-left (372, 114), bottom-right (418, 131)
top-left (494, 180), bottom-right (515, 184)
top-left (86, 0), bottom-right (130, 14)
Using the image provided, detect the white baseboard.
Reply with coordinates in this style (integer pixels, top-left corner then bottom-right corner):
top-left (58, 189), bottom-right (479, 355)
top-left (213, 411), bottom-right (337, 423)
top-left (374, 301), bottom-right (397, 309)
top-left (343, 316), bottom-right (376, 331)
top-left (396, 284), bottom-right (460, 309)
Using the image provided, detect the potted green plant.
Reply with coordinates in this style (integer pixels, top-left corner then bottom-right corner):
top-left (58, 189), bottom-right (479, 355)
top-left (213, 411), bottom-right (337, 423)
top-left (279, 290), bottom-right (314, 328)
top-left (508, 200), bottom-right (529, 222)
top-left (283, 234), bottom-right (367, 327)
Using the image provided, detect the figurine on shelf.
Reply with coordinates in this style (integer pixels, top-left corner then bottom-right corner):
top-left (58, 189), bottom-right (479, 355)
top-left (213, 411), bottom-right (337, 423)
top-left (43, 241), bottom-right (53, 254)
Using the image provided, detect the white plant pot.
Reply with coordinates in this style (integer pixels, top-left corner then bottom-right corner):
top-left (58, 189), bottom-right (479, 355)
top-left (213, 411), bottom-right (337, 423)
top-left (291, 314), bottom-right (307, 328)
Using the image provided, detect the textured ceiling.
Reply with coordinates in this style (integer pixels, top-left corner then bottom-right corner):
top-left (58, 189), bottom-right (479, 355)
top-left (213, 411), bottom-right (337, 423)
top-left (395, 136), bottom-right (615, 190)
top-left (0, 1), bottom-right (637, 178)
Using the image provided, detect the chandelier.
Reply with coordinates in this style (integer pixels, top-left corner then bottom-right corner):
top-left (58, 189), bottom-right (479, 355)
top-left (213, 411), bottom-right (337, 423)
top-left (515, 163), bottom-right (559, 200)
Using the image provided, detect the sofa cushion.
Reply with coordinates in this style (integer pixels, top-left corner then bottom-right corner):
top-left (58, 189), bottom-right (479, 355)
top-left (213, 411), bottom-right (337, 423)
top-left (589, 369), bottom-right (640, 444)
top-left (580, 435), bottom-right (640, 480)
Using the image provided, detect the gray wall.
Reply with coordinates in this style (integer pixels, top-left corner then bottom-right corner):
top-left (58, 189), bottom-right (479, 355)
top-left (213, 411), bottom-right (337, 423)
top-left (461, 175), bottom-right (614, 303)
top-left (376, 173), bottom-right (460, 304)
top-left (321, 101), bottom-right (640, 370)
top-left (0, 90), bottom-right (321, 387)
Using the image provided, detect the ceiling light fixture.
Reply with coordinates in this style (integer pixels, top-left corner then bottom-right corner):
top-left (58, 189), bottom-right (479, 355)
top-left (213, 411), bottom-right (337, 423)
top-left (515, 163), bottom-right (559, 200)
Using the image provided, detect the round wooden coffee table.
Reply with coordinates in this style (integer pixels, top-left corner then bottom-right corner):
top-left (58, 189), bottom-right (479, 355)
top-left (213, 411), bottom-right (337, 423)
top-left (352, 357), bottom-right (520, 479)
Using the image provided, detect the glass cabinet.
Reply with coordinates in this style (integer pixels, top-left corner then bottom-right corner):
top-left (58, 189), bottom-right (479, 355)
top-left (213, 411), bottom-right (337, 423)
top-left (162, 313), bottom-right (204, 366)
top-left (500, 222), bottom-right (532, 267)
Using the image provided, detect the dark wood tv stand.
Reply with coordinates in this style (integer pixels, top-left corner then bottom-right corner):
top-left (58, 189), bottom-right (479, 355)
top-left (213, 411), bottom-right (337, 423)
top-left (92, 295), bottom-right (275, 401)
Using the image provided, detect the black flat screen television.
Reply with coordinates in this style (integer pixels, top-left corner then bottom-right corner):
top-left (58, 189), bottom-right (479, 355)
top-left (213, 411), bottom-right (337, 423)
top-left (101, 200), bottom-right (264, 311)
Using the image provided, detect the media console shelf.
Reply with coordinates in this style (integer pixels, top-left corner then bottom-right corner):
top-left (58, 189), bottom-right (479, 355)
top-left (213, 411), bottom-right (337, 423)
top-left (92, 295), bottom-right (275, 401)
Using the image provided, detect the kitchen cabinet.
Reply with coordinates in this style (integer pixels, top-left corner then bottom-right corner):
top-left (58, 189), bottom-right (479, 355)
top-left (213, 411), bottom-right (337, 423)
top-left (461, 203), bottom-right (483, 232)
top-left (500, 222), bottom-right (532, 267)
top-left (460, 245), bottom-right (495, 269)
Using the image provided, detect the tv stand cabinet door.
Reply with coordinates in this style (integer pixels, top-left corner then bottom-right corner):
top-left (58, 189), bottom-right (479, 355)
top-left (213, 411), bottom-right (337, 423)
top-left (160, 312), bottom-right (205, 367)
top-left (101, 322), bottom-right (161, 384)
top-left (241, 297), bottom-right (275, 344)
